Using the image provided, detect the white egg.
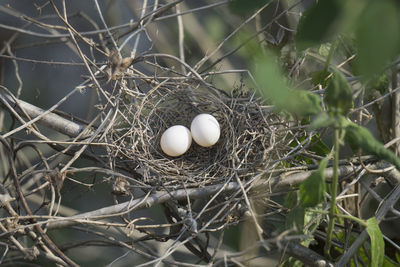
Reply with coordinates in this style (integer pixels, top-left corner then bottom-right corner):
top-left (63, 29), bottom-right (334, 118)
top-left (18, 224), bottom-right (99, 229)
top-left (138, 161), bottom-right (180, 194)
top-left (190, 114), bottom-right (220, 147)
top-left (160, 125), bottom-right (192, 157)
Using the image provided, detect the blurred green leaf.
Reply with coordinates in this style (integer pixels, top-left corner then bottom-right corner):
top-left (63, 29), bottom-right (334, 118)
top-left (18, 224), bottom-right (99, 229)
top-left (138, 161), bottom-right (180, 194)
top-left (205, 15), bottom-right (226, 41)
top-left (290, 90), bottom-right (322, 117)
top-left (306, 133), bottom-right (330, 157)
top-left (284, 191), bottom-right (298, 209)
top-left (300, 157), bottom-right (328, 208)
top-left (229, 0), bottom-right (272, 14)
top-left (311, 70), bottom-right (330, 87)
top-left (318, 43), bottom-right (332, 57)
top-left (365, 73), bottom-right (389, 95)
top-left (296, 0), bottom-right (343, 51)
top-left (325, 68), bottom-right (353, 114)
top-left (383, 257), bottom-right (400, 267)
top-left (309, 112), bottom-right (337, 130)
top-left (345, 123), bottom-right (400, 170)
top-left (354, 0), bottom-right (400, 77)
top-left (309, 138), bottom-right (330, 157)
top-left (286, 205), bottom-right (305, 232)
top-left (255, 54), bottom-right (322, 116)
top-left (224, 225), bottom-right (242, 251)
top-left (366, 217), bottom-right (384, 267)
top-left (288, 134), bottom-right (329, 164)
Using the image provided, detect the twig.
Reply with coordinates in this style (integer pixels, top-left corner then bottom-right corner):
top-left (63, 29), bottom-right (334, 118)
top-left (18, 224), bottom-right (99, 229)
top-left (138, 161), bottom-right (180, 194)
top-left (0, 86), bottom-right (82, 138)
top-left (5, 45), bottom-right (23, 97)
top-left (392, 66), bottom-right (400, 155)
top-left (286, 242), bottom-right (334, 267)
top-left (44, 163), bottom-right (383, 230)
top-left (47, 182), bottom-right (239, 229)
top-left (0, 54), bottom-right (89, 65)
top-left (325, 128), bottom-right (340, 257)
top-left (197, 0), bottom-right (302, 74)
top-left (351, 86), bottom-right (400, 112)
top-left (0, 137), bottom-right (77, 266)
top-left (94, 0), bottom-right (118, 51)
top-left (193, 1), bottom-right (272, 72)
top-left (154, 1), bottom-right (228, 21)
top-left (117, 0), bottom-right (184, 40)
top-left (336, 182), bottom-right (400, 266)
top-left (0, 92), bottom-right (84, 137)
top-left (176, 3), bottom-right (185, 75)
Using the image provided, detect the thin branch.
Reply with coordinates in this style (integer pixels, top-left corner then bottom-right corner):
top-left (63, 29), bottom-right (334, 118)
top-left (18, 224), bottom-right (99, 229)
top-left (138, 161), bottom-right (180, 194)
top-left (392, 67), bottom-right (400, 155)
top-left (0, 54), bottom-right (93, 66)
top-left (193, 1), bottom-right (272, 72)
top-left (0, 86), bottom-right (82, 138)
top-left (336, 182), bottom-right (400, 266)
top-left (45, 163), bottom-right (389, 230)
top-left (47, 182), bottom-right (239, 229)
top-left (176, 3), bottom-right (186, 74)
top-left (286, 242), bottom-right (334, 267)
top-left (154, 1), bottom-right (228, 22)
top-left (0, 92), bottom-right (85, 137)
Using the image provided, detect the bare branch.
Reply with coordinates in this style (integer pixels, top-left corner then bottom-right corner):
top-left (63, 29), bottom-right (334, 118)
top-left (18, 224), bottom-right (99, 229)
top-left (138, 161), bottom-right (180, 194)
top-left (0, 92), bottom-right (85, 137)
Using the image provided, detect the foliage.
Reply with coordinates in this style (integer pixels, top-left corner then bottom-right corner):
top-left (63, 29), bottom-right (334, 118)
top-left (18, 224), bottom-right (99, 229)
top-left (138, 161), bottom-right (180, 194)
top-left (345, 123), bottom-right (400, 170)
top-left (253, 0), bottom-right (400, 264)
top-left (299, 157), bottom-right (327, 208)
top-left (354, 0), bottom-right (400, 77)
top-left (366, 217), bottom-right (385, 267)
top-left (296, 0), bottom-right (343, 51)
top-left (325, 68), bottom-right (353, 115)
top-left (254, 51), bottom-right (322, 117)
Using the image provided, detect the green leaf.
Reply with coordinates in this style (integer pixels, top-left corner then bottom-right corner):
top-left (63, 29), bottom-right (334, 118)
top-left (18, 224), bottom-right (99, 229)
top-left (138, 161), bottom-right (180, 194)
top-left (229, 0), bottom-right (272, 15)
top-left (309, 112), bottom-right (337, 130)
top-left (354, 0), bottom-right (400, 77)
top-left (306, 133), bottom-right (330, 157)
top-left (318, 43), bottom-right (332, 57)
top-left (255, 53), bottom-right (322, 117)
top-left (296, 0), bottom-right (343, 51)
top-left (383, 257), bottom-right (400, 267)
top-left (364, 73), bottom-right (389, 96)
top-left (284, 191), bottom-right (298, 209)
top-left (289, 90), bottom-right (322, 117)
top-left (366, 217), bottom-right (384, 267)
top-left (300, 157), bottom-right (328, 208)
top-left (345, 123), bottom-right (400, 170)
top-left (309, 139), bottom-right (330, 157)
top-left (334, 230), bottom-right (396, 266)
top-left (285, 205), bottom-right (305, 232)
top-left (325, 68), bottom-right (353, 114)
top-left (310, 70), bottom-right (330, 87)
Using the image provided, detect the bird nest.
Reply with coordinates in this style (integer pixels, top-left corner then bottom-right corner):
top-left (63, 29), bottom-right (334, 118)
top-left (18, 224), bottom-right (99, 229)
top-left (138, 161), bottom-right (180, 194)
top-left (105, 82), bottom-right (291, 190)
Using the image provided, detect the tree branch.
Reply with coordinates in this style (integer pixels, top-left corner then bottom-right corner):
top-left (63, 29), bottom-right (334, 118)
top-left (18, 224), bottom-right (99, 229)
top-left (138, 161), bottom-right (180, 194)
top-left (0, 91), bottom-right (85, 137)
top-left (45, 164), bottom-right (370, 230)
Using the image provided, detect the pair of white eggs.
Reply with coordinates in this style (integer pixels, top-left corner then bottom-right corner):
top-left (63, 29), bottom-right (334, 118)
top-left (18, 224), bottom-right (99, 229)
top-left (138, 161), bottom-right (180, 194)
top-left (160, 114), bottom-right (220, 157)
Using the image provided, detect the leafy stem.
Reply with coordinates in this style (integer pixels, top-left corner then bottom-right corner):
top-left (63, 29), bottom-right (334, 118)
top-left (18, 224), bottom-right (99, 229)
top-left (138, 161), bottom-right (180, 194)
top-left (324, 126), bottom-right (340, 258)
top-left (309, 209), bottom-right (367, 228)
top-left (322, 39), bottom-right (337, 75)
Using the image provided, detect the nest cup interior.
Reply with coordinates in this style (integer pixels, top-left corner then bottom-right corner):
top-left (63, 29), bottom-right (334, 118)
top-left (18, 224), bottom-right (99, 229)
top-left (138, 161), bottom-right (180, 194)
top-left (116, 86), bottom-right (285, 189)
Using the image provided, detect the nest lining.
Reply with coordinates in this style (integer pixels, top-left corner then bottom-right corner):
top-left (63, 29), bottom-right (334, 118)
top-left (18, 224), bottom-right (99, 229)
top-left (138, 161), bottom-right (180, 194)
top-left (108, 84), bottom-right (290, 189)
